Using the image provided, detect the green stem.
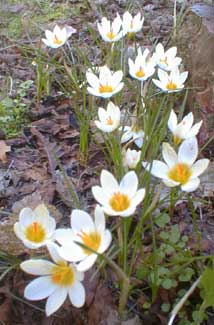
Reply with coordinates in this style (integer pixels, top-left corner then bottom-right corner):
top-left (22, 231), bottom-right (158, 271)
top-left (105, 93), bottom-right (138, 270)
top-left (101, 253), bottom-right (130, 318)
top-left (188, 194), bottom-right (202, 255)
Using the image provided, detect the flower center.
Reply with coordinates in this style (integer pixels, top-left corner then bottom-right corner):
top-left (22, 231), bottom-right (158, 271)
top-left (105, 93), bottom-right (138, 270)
top-left (53, 35), bottom-right (63, 45)
top-left (51, 262), bottom-right (74, 286)
top-left (166, 81), bottom-right (177, 90)
top-left (109, 192), bottom-right (130, 212)
top-left (168, 163), bottom-right (192, 185)
top-left (78, 231), bottom-right (101, 255)
top-left (25, 222), bottom-right (46, 243)
top-left (160, 57), bottom-right (168, 66)
top-left (99, 84), bottom-right (113, 93)
top-left (135, 67), bottom-right (145, 78)
top-left (106, 116), bottom-right (113, 125)
top-left (173, 135), bottom-right (182, 146)
top-left (106, 30), bottom-right (115, 40)
top-left (130, 19), bottom-right (134, 29)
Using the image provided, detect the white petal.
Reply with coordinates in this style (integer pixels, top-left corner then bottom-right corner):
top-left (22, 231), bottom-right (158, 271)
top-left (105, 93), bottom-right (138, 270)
top-left (87, 86), bottom-right (100, 97)
top-left (178, 137), bottom-right (198, 165)
top-left (74, 268), bottom-right (85, 282)
top-left (179, 71), bottom-right (188, 85)
top-left (100, 170), bottom-right (119, 194)
top-left (119, 171), bottom-right (138, 196)
top-left (168, 109), bottom-right (177, 132)
top-left (134, 136), bottom-right (144, 148)
top-left (143, 160), bottom-right (169, 179)
top-left (53, 25), bottom-right (61, 35)
top-left (91, 186), bottom-right (110, 206)
top-left (99, 65), bottom-right (111, 84)
top-left (19, 208), bottom-right (34, 227)
top-left (152, 79), bottom-right (165, 91)
top-left (45, 217), bottom-right (56, 236)
top-left (175, 112), bottom-right (193, 138)
top-left (121, 128), bottom-right (132, 143)
top-left (24, 276), bottom-right (57, 300)
top-left (156, 43), bottom-right (165, 57)
top-left (46, 287), bottom-right (67, 316)
top-left (187, 121), bottom-right (203, 138)
top-left (34, 204), bottom-right (49, 219)
top-left (68, 282), bottom-right (85, 308)
top-left (119, 204), bottom-right (137, 217)
top-left (76, 254), bottom-right (97, 272)
top-left (111, 71), bottom-right (123, 88)
top-left (162, 142), bottom-right (178, 167)
top-left (20, 260), bottom-right (55, 275)
top-left (94, 205), bottom-right (105, 235)
top-left (42, 38), bottom-right (51, 47)
top-left (190, 159), bottom-right (209, 178)
top-left (47, 242), bottom-right (64, 264)
top-left (98, 230), bottom-right (112, 254)
top-left (71, 210), bottom-right (94, 233)
top-left (97, 107), bottom-right (107, 122)
top-left (45, 30), bottom-right (53, 42)
top-left (166, 46), bottom-right (177, 59)
top-left (163, 179), bottom-right (179, 187)
top-left (181, 178), bottom-right (200, 192)
top-left (158, 69), bottom-right (169, 84)
top-left (131, 188), bottom-right (146, 206)
top-left (14, 223), bottom-right (25, 242)
top-left (54, 229), bottom-right (75, 246)
top-left (86, 72), bottom-right (100, 89)
top-left (58, 243), bottom-right (86, 262)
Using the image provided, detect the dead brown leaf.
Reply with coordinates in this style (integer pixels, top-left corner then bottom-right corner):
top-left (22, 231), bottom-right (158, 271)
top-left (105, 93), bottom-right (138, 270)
top-left (0, 140), bottom-right (11, 163)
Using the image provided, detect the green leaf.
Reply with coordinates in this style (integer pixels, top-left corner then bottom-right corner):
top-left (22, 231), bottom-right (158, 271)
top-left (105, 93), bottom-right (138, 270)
top-left (179, 267), bottom-right (195, 282)
top-left (169, 225), bottom-right (180, 243)
top-left (161, 303), bottom-right (170, 313)
top-left (160, 231), bottom-right (169, 240)
top-left (155, 213), bottom-right (170, 228)
top-left (162, 278), bottom-right (173, 289)
top-left (200, 267), bottom-right (214, 308)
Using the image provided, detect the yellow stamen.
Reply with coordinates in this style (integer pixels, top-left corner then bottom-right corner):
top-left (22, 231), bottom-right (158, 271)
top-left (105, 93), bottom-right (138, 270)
top-left (53, 35), bottom-right (63, 45)
top-left (173, 135), bottom-right (182, 146)
top-left (166, 81), bottom-right (177, 90)
top-left (106, 30), bottom-right (115, 40)
top-left (51, 262), bottom-right (74, 286)
top-left (109, 192), bottom-right (130, 212)
top-left (135, 67), bottom-right (145, 78)
top-left (78, 231), bottom-right (101, 255)
top-left (168, 163), bottom-right (192, 185)
top-left (106, 116), bottom-right (113, 125)
top-left (160, 57), bottom-right (168, 66)
top-left (130, 19), bottom-right (134, 29)
top-left (25, 222), bottom-right (46, 243)
top-left (99, 84), bottom-right (113, 93)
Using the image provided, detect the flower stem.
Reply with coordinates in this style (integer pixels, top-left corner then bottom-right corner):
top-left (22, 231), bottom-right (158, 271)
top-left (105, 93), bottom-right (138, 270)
top-left (102, 253), bottom-right (130, 318)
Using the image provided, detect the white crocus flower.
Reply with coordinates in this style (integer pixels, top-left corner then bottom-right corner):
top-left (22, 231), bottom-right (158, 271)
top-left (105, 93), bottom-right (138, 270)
top-left (42, 25), bottom-right (76, 49)
top-left (120, 125), bottom-right (144, 148)
top-left (142, 137), bottom-right (209, 192)
top-left (97, 14), bottom-right (123, 42)
top-left (122, 11), bottom-right (144, 35)
top-left (129, 48), bottom-right (156, 82)
top-left (20, 242), bottom-right (85, 316)
top-left (55, 205), bottom-right (112, 272)
top-left (95, 101), bottom-right (120, 133)
top-left (154, 43), bottom-right (182, 71)
top-left (86, 65), bottom-right (124, 98)
top-left (92, 170), bottom-right (145, 217)
top-left (152, 68), bottom-right (188, 93)
top-left (168, 109), bottom-right (203, 146)
top-left (123, 148), bottom-right (141, 169)
top-left (14, 204), bottom-right (56, 249)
